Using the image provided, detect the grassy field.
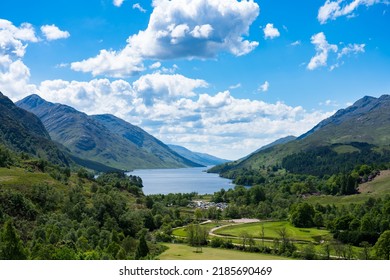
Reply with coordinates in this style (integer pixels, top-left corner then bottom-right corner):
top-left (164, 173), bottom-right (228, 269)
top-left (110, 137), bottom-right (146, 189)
top-left (0, 167), bottom-right (65, 191)
top-left (158, 243), bottom-right (290, 260)
top-left (173, 222), bottom-right (228, 238)
top-left (213, 221), bottom-right (331, 243)
top-left (305, 170), bottom-right (390, 206)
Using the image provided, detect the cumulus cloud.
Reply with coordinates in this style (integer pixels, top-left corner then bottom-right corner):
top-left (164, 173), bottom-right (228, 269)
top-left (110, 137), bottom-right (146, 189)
top-left (263, 23), bottom-right (280, 39)
top-left (0, 19), bottom-right (38, 44)
top-left (40, 24), bottom-right (70, 41)
top-left (133, 3), bottom-right (147, 13)
top-left (71, 0), bottom-right (260, 77)
top-left (132, 73), bottom-right (208, 106)
top-left (307, 32), bottom-right (338, 70)
top-left (71, 47), bottom-right (145, 78)
top-left (0, 19), bottom-right (39, 99)
top-left (258, 81), bottom-right (270, 92)
top-left (318, 0), bottom-right (387, 24)
top-left (307, 32), bottom-right (365, 70)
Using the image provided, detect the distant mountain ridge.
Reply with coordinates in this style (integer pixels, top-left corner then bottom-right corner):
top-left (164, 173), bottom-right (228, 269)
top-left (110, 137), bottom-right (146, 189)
top-left (210, 94), bottom-right (390, 177)
top-left (167, 144), bottom-right (229, 166)
top-left (0, 92), bottom-right (69, 166)
top-left (17, 94), bottom-right (202, 170)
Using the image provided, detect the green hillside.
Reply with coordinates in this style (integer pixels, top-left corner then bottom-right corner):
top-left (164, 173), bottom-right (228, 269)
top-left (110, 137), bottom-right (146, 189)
top-left (0, 92), bottom-right (69, 167)
top-left (211, 95), bottom-right (390, 179)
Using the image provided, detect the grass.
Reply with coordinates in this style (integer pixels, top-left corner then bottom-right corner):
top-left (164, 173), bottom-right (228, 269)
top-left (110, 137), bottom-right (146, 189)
top-left (173, 222), bottom-right (228, 238)
top-left (332, 145), bottom-right (360, 154)
top-left (158, 243), bottom-right (290, 260)
top-left (0, 167), bottom-right (64, 191)
top-left (213, 221), bottom-right (331, 243)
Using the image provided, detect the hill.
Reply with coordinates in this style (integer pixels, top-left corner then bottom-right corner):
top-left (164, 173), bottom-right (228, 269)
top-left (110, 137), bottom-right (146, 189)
top-left (91, 114), bottom-right (203, 168)
top-left (16, 94), bottom-right (202, 170)
top-left (0, 92), bottom-right (69, 166)
top-left (210, 95), bottom-right (390, 178)
top-left (167, 144), bottom-right (229, 166)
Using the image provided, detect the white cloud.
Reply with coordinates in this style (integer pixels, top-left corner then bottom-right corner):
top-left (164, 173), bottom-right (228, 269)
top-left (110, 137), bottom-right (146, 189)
top-left (133, 3), bottom-right (147, 13)
top-left (263, 23), bottom-right (280, 39)
top-left (132, 73), bottom-right (208, 106)
top-left (71, 0), bottom-right (260, 77)
top-left (0, 56), bottom-right (37, 100)
top-left (0, 19), bottom-right (38, 43)
top-left (40, 24), bottom-right (70, 41)
top-left (0, 19), bottom-right (39, 99)
top-left (337, 43), bottom-right (365, 58)
top-left (149, 62), bottom-right (162, 69)
top-left (319, 99), bottom-right (340, 106)
top-left (291, 40), bottom-right (301, 46)
top-left (258, 81), bottom-right (270, 92)
top-left (113, 0), bottom-right (125, 7)
top-left (307, 32), bottom-right (338, 70)
top-left (318, 0), bottom-right (388, 24)
top-left (71, 47), bottom-right (145, 78)
top-left (307, 32), bottom-right (365, 70)
top-left (229, 83), bottom-right (242, 89)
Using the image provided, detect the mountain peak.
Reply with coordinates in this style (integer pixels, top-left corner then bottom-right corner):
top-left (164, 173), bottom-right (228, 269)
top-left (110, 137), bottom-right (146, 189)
top-left (18, 94), bottom-right (49, 108)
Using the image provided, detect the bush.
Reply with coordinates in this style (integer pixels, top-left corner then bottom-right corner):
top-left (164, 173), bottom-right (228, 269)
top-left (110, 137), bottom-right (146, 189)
top-left (210, 237), bottom-right (224, 248)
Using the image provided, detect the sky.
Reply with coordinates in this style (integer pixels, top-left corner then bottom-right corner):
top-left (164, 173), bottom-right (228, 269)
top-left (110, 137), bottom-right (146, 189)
top-left (1, 0), bottom-right (389, 160)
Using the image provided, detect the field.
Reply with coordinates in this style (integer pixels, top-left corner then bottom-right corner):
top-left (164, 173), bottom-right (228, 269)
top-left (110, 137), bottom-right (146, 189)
top-left (0, 167), bottom-right (65, 191)
top-left (213, 221), bottom-right (331, 243)
top-left (158, 243), bottom-right (290, 260)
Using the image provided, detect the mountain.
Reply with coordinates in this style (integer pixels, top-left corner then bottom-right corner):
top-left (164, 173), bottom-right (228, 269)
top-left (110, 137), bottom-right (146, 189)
top-left (167, 144), bottom-right (229, 166)
top-left (91, 114), bottom-right (203, 168)
top-left (16, 94), bottom-right (202, 170)
top-left (210, 95), bottom-right (390, 178)
top-left (0, 92), bottom-right (69, 166)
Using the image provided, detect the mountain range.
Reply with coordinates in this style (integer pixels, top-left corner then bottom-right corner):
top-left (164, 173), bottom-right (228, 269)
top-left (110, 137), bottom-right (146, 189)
top-left (210, 94), bottom-right (390, 178)
top-left (2, 91), bottom-right (389, 176)
top-left (15, 94), bottom-right (206, 170)
top-left (167, 144), bottom-right (229, 166)
top-left (14, 94), bottom-right (226, 171)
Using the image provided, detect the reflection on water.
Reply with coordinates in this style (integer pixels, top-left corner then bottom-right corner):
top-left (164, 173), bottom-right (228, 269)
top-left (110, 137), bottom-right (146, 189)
top-left (127, 167), bottom-right (233, 195)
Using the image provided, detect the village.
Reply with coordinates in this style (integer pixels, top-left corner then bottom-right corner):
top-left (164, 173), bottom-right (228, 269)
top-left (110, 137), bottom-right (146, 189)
top-left (187, 200), bottom-right (228, 210)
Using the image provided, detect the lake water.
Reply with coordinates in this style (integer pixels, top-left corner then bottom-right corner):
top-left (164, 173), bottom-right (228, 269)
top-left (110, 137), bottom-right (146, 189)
top-left (127, 167), bottom-right (233, 195)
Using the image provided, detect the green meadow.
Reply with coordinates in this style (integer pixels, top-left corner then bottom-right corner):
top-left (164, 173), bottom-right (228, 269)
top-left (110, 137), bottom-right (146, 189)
top-left (158, 243), bottom-right (290, 260)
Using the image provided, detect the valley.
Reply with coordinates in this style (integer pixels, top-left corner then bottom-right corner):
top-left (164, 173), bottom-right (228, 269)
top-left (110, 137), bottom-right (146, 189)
top-left (1, 92), bottom-right (390, 260)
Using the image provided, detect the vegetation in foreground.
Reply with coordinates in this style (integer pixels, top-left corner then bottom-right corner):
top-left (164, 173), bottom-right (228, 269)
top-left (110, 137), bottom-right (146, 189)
top-left (1, 144), bottom-right (390, 260)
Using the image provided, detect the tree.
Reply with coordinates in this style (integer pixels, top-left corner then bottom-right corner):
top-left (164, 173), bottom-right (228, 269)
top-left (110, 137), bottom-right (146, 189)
top-left (0, 220), bottom-right (28, 260)
top-left (135, 233), bottom-right (149, 260)
top-left (0, 145), bottom-right (13, 167)
top-left (186, 223), bottom-right (207, 252)
top-left (290, 203), bottom-right (315, 228)
top-left (374, 230), bottom-right (390, 260)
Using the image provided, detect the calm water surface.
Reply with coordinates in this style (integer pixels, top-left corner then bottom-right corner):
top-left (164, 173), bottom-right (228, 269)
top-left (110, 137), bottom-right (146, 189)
top-left (127, 167), bottom-right (233, 195)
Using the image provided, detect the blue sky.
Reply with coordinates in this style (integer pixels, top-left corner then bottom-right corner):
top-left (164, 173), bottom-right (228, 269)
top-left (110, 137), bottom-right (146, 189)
top-left (1, 0), bottom-right (389, 159)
